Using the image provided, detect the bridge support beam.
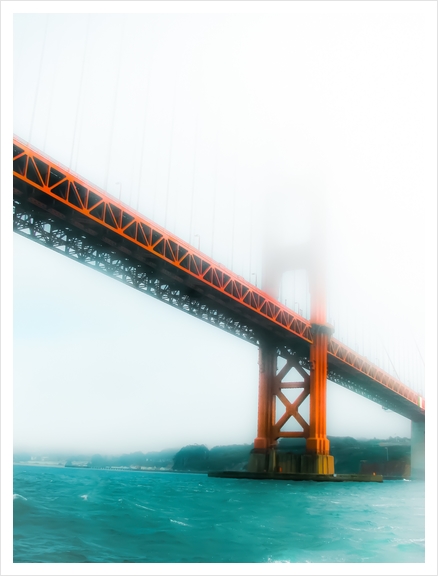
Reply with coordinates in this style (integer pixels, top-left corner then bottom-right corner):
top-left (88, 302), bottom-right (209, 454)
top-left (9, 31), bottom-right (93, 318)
top-left (410, 420), bottom-right (425, 480)
top-left (248, 337), bottom-right (334, 475)
top-left (249, 344), bottom-right (277, 472)
top-left (303, 323), bottom-right (334, 474)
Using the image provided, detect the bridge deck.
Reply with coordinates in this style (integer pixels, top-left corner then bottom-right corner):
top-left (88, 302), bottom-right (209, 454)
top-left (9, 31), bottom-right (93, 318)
top-left (12, 137), bottom-right (425, 422)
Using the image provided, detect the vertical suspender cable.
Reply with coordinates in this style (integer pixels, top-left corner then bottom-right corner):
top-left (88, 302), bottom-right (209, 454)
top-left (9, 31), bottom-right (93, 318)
top-left (306, 274), bottom-right (310, 320)
top-left (43, 19), bottom-right (60, 152)
top-left (164, 76), bottom-right (178, 230)
top-left (293, 271), bottom-right (296, 312)
top-left (151, 162), bottom-right (158, 221)
top-left (189, 55), bottom-right (204, 246)
top-left (104, 17), bottom-right (125, 195)
top-left (345, 303), bottom-right (349, 347)
top-left (376, 315), bottom-right (379, 366)
top-left (340, 303), bottom-right (344, 345)
top-left (383, 343), bottom-right (400, 381)
top-left (409, 345), bottom-right (415, 390)
top-left (412, 331), bottom-right (425, 367)
top-left (29, 15), bottom-right (49, 144)
top-left (402, 337), bottom-right (406, 384)
top-left (404, 338), bottom-right (407, 387)
top-left (136, 55), bottom-right (152, 212)
top-left (231, 157), bottom-right (237, 271)
top-left (249, 197), bottom-right (254, 283)
top-left (230, 120), bottom-right (239, 272)
top-left (189, 103), bottom-right (199, 246)
top-left (353, 312), bottom-right (356, 353)
top-left (70, 16), bottom-right (90, 171)
top-left (211, 108), bottom-right (221, 259)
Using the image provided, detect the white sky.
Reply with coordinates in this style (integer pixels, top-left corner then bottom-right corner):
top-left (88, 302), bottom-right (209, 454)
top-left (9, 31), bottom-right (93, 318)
top-left (4, 3), bottom-right (437, 455)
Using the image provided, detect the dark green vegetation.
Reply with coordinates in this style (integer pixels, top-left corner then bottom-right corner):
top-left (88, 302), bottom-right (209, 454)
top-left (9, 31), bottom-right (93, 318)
top-left (277, 437), bottom-right (411, 477)
top-left (172, 444), bottom-right (252, 473)
top-left (87, 449), bottom-right (178, 470)
top-left (169, 437), bottom-right (410, 476)
top-left (13, 436), bottom-right (411, 478)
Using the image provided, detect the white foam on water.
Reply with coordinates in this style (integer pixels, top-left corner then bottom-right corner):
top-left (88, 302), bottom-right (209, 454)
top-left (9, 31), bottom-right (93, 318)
top-left (80, 494), bottom-right (88, 500)
top-left (409, 538), bottom-right (425, 543)
top-left (170, 519), bottom-right (190, 526)
top-left (13, 493), bottom-right (27, 500)
top-left (135, 503), bottom-right (155, 511)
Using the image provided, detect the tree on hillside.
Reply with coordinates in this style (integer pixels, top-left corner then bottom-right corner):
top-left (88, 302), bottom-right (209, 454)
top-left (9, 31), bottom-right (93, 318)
top-left (173, 445), bottom-right (209, 471)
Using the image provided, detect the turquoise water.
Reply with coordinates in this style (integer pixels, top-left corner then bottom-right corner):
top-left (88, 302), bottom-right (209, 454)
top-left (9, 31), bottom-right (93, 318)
top-left (13, 465), bottom-right (425, 563)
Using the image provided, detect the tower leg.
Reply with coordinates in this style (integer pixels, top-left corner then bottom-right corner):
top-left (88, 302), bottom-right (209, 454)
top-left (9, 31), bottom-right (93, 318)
top-left (410, 420), bottom-right (425, 480)
top-left (248, 330), bottom-right (334, 475)
top-left (248, 343), bottom-right (277, 472)
top-left (302, 323), bottom-right (334, 474)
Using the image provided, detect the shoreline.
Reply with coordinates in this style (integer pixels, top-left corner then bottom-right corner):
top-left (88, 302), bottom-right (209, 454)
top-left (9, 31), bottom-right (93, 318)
top-left (13, 462), bottom-right (207, 474)
top-left (13, 462), bottom-right (411, 480)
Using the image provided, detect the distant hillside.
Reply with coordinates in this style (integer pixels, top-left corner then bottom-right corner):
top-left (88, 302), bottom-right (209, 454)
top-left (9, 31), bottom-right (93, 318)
top-left (172, 444), bottom-right (252, 473)
top-left (170, 437), bottom-right (410, 475)
top-left (87, 448), bottom-right (179, 470)
top-left (276, 436), bottom-right (410, 475)
top-left (14, 436), bottom-right (411, 477)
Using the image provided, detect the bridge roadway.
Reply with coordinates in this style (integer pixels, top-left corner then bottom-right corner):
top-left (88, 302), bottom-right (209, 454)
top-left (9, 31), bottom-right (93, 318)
top-left (12, 136), bottom-right (425, 423)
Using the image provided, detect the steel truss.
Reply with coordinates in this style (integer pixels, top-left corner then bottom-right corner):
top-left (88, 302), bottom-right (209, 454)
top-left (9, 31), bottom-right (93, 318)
top-left (13, 200), bottom-right (260, 345)
top-left (12, 137), bottom-right (425, 422)
top-left (14, 198), bottom-right (422, 421)
top-left (272, 354), bottom-right (310, 439)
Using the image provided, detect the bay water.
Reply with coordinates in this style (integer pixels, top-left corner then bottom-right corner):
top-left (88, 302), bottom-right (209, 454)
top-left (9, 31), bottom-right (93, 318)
top-left (13, 464), bottom-right (425, 563)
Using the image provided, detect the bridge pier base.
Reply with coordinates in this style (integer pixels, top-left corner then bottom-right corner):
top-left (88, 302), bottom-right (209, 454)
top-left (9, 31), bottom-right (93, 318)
top-left (410, 420), bottom-right (425, 480)
top-left (248, 334), bottom-right (335, 476)
top-left (248, 449), bottom-right (334, 474)
top-left (247, 449), bottom-right (270, 473)
top-left (301, 454), bottom-right (334, 474)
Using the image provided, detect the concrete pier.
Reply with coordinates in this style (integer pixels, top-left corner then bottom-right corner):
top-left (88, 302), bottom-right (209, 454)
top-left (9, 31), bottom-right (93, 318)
top-left (411, 420), bottom-right (425, 480)
top-left (248, 449), bottom-right (334, 475)
top-left (208, 471), bottom-right (383, 482)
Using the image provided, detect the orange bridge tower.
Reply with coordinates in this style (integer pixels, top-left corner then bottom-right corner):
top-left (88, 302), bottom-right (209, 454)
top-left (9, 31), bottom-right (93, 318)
top-left (248, 205), bottom-right (335, 475)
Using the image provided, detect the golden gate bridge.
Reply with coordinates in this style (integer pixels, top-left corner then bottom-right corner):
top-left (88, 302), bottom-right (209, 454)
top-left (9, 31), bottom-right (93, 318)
top-left (11, 11), bottom-right (430, 480)
top-left (13, 137), bottom-right (425, 478)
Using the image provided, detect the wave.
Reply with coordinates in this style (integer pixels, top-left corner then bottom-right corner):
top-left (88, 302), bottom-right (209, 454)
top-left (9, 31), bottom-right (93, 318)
top-left (170, 519), bottom-right (190, 527)
top-left (13, 464), bottom-right (425, 563)
top-left (135, 503), bottom-right (155, 511)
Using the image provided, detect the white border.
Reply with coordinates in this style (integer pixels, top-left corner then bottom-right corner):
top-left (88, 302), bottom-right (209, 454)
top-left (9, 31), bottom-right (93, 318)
top-left (2, 2), bottom-right (436, 575)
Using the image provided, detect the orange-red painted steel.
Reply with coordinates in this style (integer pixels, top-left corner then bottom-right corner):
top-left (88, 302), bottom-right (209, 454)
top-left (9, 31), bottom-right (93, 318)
top-left (307, 325), bottom-right (332, 455)
top-left (13, 137), bottom-right (312, 342)
top-left (254, 347), bottom-right (310, 451)
top-left (13, 136), bottom-right (425, 419)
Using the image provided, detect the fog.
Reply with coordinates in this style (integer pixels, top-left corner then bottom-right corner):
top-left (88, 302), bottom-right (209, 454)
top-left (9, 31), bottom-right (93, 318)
top-left (6, 5), bottom-right (435, 455)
